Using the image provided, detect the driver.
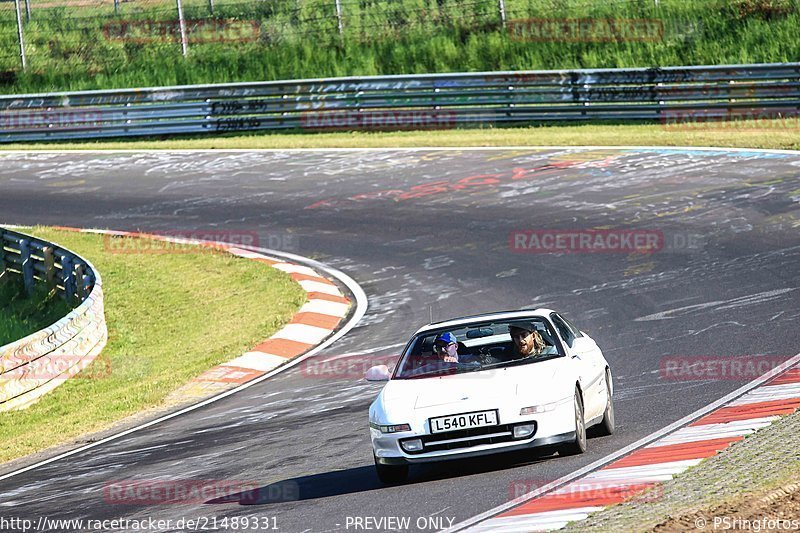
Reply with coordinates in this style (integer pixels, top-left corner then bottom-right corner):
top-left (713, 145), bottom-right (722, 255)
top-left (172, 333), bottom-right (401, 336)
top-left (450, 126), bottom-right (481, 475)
top-left (432, 332), bottom-right (459, 363)
top-left (509, 322), bottom-right (546, 359)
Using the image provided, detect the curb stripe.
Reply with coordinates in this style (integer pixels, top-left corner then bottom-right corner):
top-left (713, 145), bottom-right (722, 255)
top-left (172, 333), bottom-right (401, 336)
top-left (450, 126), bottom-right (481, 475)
top-left (502, 484), bottom-right (657, 515)
top-left (607, 437), bottom-right (743, 469)
top-left (291, 312), bottom-right (343, 330)
top-left (253, 338), bottom-right (314, 358)
top-left (273, 323), bottom-right (333, 344)
top-left (223, 352), bottom-right (288, 373)
top-left (689, 398), bottom-right (800, 426)
top-left (298, 280), bottom-right (342, 295)
top-left (768, 369), bottom-right (800, 385)
top-left (300, 299), bottom-right (351, 317)
top-left (290, 272), bottom-right (336, 285)
top-left (306, 292), bottom-right (350, 304)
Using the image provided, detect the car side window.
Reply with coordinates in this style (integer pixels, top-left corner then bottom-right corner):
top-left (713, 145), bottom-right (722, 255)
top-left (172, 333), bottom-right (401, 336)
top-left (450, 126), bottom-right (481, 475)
top-left (550, 313), bottom-right (576, 347)
top-left (559, 315), bottom-right (584, 338)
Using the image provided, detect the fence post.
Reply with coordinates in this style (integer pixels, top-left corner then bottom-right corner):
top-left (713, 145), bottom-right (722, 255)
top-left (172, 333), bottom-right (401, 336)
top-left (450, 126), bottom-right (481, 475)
top-left (42, 246), bottom-right (56, 293)
top-left (209, 0), bottom-right (214, 15)
top-left (61, 254), bottom-right (75, 300)
top-left (14, 0), bottom-right (27, 71)
top-left (24, 0), bottom-right (30, 22)
top-left (0, 230), bottom-right (6, 286)
top-left (334, 0), bottom-right (344, 36)
top-left (19, 239), bottom-right (34, 295)
top-left (74, 264), bottom-right (86, 299)
top-left (114, 0), bottom-right (119, 15)
top-left (498, 0), bottom-right (506, 27)
top-left (176, 0), bottom-right (189, 56)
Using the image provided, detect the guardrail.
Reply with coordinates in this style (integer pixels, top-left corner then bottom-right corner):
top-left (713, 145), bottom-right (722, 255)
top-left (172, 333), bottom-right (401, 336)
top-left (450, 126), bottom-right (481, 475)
top-left (0, 228), bottom-right (107, 411)
top-left (1, 62), bottom-right (799, 142)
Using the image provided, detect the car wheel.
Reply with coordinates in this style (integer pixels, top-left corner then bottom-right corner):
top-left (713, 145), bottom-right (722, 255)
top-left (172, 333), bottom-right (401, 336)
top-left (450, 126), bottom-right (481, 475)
top-left (374, 455), bottom-right (408, 484)
top-left (596, 369), bottom-right (615, 436)
top-left (559, 387), bottom-right (587, 456)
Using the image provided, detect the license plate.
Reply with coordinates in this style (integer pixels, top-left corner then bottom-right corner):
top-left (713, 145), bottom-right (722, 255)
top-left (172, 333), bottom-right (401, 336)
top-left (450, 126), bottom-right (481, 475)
top-left (429, 410), bottom-right (499, 434)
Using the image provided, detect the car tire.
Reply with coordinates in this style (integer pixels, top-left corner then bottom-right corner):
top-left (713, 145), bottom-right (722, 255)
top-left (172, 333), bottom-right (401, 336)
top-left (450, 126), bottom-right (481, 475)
top-left (558, 387), bottom-right (587, 456)
top-left (374, 456), bottom-right (408, 484)
top-left (596, 369), bottom-right (615, 436)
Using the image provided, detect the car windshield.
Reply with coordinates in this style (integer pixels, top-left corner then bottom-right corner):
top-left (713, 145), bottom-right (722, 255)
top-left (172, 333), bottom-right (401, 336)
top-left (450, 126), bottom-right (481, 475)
top-left (393, 317), bottom-right (564, 379)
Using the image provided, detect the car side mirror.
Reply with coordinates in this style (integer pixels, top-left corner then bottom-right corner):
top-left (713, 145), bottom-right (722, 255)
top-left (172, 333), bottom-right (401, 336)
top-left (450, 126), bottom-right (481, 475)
top-left (365, 365), bottom-right (391, 381)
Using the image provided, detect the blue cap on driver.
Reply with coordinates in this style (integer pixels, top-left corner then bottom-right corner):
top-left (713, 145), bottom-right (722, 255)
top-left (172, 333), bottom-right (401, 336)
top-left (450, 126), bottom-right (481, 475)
top-left (435, 332), bottom-right (458, 345)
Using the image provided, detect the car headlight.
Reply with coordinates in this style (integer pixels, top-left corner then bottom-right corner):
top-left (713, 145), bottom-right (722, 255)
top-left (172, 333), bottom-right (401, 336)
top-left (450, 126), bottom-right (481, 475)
top-left (370, 422), bottom-right (412, 433)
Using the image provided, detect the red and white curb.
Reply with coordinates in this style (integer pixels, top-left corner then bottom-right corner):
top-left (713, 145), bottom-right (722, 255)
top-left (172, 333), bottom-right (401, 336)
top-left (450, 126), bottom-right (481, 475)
top-left (54, 227), bottom-right (352, 393)
top-left (454, 356), bottom-right (800, 533)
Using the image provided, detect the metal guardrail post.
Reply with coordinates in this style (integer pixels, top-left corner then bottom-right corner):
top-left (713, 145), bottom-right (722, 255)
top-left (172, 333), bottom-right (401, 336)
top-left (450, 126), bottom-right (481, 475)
top-left (498, 0), bottom-right (506, 27)
top-left (176, 0), bottom-right (189, 57)
top-left (24, 0), bottom-right (30, 22)
top-left (208, 0), bottom-right (214, 15)
top-left (114, 0), bottom-right (119, 15)
top-left (13, 0), bottom-right (27, 71)
top-left (19, 239), bottom-right (34, 295)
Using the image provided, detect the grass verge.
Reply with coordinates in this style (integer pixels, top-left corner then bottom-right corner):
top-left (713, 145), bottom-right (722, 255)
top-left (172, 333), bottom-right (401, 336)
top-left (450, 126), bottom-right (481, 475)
top-left (0, 227), bottom-right (306, 463)
top-left (0, 122), bottom-right (798, 151)
top-left (0, 277), bottom-right (74, 346)
top-left (0, 0), bottom-right (798, 94)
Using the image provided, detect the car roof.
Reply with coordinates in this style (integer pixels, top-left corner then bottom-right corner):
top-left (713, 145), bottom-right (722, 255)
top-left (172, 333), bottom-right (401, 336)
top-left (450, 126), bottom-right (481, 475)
top-left (414, 308), bottom-right (555, 335)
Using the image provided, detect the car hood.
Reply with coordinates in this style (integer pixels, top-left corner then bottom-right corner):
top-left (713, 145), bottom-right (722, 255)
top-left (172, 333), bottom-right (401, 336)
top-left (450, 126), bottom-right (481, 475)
top-left (381, 361), bottom-right (562, 410)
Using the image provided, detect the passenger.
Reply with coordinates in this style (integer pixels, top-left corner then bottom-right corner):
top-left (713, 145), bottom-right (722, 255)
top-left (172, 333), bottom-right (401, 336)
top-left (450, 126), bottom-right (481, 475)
top-left (508, 322), bottom-right (546, 358)
top-left (432, 332), bottom-right (459, 363)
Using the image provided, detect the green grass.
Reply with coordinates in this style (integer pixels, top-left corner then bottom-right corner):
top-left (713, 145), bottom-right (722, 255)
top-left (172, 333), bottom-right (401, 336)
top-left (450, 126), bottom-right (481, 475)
top-left (0, 276), bottom-right (73, 346)
top-left (0, 0), bottom-right (798, 94)
top-left (0, 227), bottom-right (306, 463)
top-left (1, 121), bottom-right (798, 151)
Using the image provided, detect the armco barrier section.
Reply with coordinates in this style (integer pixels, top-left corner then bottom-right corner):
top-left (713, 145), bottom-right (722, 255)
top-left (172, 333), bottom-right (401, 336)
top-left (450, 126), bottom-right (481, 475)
top-left (0, 62), bottom-right (798, 142)
top-left (0, 228), bottom-right (107, 411)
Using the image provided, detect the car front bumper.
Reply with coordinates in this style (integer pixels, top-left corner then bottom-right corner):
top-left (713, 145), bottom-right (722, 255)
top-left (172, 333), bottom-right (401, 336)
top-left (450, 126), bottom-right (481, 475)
top-left (373, 431), bottom-right (575, 465)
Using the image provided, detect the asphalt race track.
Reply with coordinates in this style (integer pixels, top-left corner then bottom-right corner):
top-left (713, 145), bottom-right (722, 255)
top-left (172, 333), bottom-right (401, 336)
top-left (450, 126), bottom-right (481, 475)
top-left (1, 147), bottom-right (799, 532)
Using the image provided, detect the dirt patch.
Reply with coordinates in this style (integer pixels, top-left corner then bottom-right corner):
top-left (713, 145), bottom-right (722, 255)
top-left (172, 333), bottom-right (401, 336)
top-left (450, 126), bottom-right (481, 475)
top-left (651, 480), bottom-right (800, 532)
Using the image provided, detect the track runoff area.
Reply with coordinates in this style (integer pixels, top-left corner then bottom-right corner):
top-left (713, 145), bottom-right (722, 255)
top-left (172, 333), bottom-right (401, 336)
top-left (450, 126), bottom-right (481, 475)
top-left (0, 147), bottom-right (798, 532)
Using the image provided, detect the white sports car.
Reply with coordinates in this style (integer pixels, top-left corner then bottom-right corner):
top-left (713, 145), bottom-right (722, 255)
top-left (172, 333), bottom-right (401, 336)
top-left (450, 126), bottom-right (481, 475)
top-left (366, 309), bottom-right (614, 483)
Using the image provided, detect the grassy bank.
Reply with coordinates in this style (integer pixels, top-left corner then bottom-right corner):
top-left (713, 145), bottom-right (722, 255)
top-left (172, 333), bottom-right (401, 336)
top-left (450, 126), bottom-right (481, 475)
top-left (0, 0), bottom-right (798, 94)
top-left (0, 278), bottom-right (73, 346)
top-left (0, 227), bottom-right (306, 463)
top-left (1, 121), bottom-right (798, 151)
